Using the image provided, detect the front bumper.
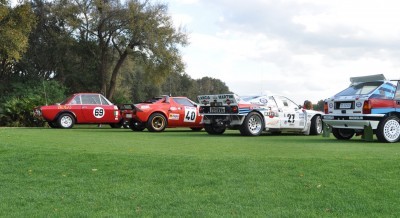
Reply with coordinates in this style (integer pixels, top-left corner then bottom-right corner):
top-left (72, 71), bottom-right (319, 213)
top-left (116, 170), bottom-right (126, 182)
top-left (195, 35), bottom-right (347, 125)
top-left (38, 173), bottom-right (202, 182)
top-left (322, 114), bottom-right (385, 129)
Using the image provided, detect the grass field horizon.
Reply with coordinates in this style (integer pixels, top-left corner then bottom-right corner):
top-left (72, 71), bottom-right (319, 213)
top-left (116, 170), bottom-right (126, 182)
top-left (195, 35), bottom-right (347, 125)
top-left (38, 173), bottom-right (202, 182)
top-left (1, 127), bottom-right (400, 216)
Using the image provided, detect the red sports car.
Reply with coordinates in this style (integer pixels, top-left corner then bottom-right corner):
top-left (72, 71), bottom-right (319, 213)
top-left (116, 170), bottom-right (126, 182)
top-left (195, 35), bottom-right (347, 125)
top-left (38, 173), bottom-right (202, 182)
top-left (123, 96), bottom-right (203, 132)
top-left (34, 93), bottom-right (123, 128)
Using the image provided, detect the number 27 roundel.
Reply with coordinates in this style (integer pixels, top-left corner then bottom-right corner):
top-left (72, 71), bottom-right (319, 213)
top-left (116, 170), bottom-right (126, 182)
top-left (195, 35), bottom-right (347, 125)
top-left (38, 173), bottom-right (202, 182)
top-left (184, 107), bottom-right (197, 122)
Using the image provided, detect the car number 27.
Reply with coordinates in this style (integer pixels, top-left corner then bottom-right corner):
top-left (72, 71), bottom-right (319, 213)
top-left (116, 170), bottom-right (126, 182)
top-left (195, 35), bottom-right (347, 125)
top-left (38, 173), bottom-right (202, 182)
top-left (184, 107), bottom-right (197, 122)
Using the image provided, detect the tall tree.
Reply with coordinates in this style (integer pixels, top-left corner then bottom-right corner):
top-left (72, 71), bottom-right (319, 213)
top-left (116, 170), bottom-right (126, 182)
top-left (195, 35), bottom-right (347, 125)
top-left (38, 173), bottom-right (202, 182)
top-left (0, 1), bottom-right (36, 81)
top-left (70, 0), bottom-right (188, 99)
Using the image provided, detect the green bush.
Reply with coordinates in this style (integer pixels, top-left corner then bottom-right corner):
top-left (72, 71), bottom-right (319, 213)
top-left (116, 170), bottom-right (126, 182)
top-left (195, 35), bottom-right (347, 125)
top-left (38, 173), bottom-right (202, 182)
top-left (0, 80), bottom-right (67, 127)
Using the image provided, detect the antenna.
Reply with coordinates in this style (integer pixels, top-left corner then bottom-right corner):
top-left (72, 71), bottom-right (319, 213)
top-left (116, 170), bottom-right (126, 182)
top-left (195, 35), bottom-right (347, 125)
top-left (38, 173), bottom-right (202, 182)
top-left (43, 80), bottom-right (48, 105)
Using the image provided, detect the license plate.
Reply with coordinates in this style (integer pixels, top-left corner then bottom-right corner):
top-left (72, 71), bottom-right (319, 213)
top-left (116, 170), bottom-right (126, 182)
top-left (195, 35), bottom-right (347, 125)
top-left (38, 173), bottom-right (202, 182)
top-left (340, 102), bottom-right (352, 109)
top-left (125, 114), bottom-right (132, 118)
top-left (210, 107), bottom-right (225, 113)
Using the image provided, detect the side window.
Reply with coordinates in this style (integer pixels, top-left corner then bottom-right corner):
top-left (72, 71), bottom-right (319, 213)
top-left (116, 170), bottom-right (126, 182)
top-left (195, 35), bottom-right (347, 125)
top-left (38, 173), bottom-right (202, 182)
top-left (81, 94), bottom-right (101, 104)
top-left (371, 83), bottom-right (397, 99)
top-left (274, 96), bottom-right (285, 108)
top-left (268, 96), bottom-right (278, 107)
top-left (395, 82), bottom-right (400, 99)
top-left (70, 95), bottom-right (81, 105)
top-left (173, 98), bottom-right (194, 106)
top-left (100, 96), bottom-right (111, 105)
top-left (275, 96), bottom-right (298, 109)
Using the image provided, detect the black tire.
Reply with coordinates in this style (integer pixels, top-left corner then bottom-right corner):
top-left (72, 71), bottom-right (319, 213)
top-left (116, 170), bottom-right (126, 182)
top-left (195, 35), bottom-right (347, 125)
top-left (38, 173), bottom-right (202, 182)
top-left (57, 113), bottom-right (75, 129)
top-left (190, 127), bottom-right (203, 131)
top-left (146, 113), bottom-right (167, 132)
top-left (309, 115), bottom-right (323, 135)
top-left (130, 120), bottom-right (146, 131)
top-left (376, 116), bottom-right (400, 143)
top-left (332, 128), bottom-right (355, 140)
top-left (204, 124), bottom-right (226, 135)
top-left (239, 112), bottom-right (264, 136)
top-left (48, 122), bottom-right (58, 128)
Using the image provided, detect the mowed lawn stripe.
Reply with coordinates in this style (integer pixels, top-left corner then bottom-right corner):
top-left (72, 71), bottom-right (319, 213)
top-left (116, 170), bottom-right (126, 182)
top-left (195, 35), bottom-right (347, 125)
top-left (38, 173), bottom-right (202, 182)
top-left (1, 127), bottom-right (400, 217)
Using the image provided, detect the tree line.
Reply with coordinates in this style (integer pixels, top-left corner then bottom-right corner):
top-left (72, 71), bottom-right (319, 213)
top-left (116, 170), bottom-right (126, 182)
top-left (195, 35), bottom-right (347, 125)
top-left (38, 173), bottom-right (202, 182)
top-left (0, 0), bottom-right (230, 126)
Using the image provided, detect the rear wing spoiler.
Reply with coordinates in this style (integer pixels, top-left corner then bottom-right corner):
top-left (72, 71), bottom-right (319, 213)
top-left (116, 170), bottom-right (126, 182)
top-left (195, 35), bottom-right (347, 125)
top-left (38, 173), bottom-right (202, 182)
top-left (350, 74), bottom-right (386, 84)
top-left (197, 94), bottom-right (240, 106)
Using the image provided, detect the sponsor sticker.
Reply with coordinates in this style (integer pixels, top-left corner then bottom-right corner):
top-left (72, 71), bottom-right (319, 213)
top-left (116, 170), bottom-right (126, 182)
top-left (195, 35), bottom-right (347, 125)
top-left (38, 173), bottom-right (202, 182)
top-left (169, 113), bottom-right (180, 120)
top-left (57, 105), bottom-right (71, 110)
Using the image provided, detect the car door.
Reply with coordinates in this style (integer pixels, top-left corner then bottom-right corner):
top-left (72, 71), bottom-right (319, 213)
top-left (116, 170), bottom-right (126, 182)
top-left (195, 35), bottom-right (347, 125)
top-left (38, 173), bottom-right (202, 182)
top-left (170, 97), bottom-right (199, 127)
top-left (274, 96), bottom-right (306, 130)
top-left (81, 94), bottom-right (115, 123)
top-left (263, 96), bottom-right (281, 128)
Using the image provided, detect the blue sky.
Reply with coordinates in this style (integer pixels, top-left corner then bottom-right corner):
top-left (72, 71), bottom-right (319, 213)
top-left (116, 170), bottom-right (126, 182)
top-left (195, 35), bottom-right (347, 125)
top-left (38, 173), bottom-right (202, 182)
top-left (168, 0), bottom-right (400, 103)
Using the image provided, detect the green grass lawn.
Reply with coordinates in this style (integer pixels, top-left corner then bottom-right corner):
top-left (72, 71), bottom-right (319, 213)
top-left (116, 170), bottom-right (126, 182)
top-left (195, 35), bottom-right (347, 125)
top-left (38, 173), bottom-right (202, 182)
top-left (1, 127), bottom-right (400, 217)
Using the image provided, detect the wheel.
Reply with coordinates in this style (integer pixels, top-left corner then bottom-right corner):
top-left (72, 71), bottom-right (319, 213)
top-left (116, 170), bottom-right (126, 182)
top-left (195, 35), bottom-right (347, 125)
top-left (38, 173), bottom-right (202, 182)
top-left (130, 120), bottom-right (146, 131)
top-left (48, 122), bottom-right (58, 128)
top-left (146, 113), bottom-right (167, 132)
top-left (239, 112), bottom-right (264, 136)
top-left (204, 124), bottom-right (226, 135)
top-left (57, 113), bottom-right (75, 128)
top-left (332, 128), bottom-right (355, 140)
top-left (309, 115), bottom-right (323, 135)
top-left (376, 116), bottom-right (400, 143)
top-left (190, 127), bottom-right (203, 131)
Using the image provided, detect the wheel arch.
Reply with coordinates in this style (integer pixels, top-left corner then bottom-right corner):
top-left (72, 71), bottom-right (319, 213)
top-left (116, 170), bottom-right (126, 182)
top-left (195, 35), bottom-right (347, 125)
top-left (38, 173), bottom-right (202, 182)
top-left (55, 110), bottom-right (77, 123)
top-left (148, 111), bottom-right (168, 122)
top-left (249, 110), bottom-right (266, 124)
top-left (385, 112), bottom-right (400, 119)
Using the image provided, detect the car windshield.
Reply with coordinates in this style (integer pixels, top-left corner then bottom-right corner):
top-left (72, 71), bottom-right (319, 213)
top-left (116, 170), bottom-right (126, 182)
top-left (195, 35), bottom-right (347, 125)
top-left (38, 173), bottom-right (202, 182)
top-left (334, 81), bottom-right (384, 97)
top-left (60, 95), bottom-right (74, 105)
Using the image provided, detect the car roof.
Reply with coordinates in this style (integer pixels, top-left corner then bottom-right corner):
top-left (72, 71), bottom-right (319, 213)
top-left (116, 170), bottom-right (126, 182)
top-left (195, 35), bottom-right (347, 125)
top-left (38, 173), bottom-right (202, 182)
top-left (350, 74), bottom-right (386, 85)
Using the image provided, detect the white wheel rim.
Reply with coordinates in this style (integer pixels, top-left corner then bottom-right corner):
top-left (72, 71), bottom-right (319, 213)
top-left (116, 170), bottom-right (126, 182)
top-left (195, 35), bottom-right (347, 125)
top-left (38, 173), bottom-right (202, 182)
top-left (248, 115), bottom-right (262, 134)
top-left (383, 119), bottom-right (400, 142)
top-left (316, 116), bottom-right (322, 134)
top-left (60, 116), bottom-right (72, 128)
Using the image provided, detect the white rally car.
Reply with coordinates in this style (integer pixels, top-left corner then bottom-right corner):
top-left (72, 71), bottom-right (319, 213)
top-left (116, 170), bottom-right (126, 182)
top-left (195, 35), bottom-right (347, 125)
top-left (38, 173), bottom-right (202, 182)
top-left (197, 94), bottom-right (323, 136)
top-left (323, 74), bottom-right (400, 143)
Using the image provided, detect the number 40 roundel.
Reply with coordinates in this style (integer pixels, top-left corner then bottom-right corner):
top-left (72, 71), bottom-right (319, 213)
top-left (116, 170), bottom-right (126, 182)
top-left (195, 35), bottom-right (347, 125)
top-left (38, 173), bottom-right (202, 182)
top-left (184, 107), bottom-right (196, 122)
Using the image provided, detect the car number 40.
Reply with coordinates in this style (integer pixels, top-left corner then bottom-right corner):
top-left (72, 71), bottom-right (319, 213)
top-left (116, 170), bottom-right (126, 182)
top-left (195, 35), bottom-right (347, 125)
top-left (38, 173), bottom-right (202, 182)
top-left (184, 107), bottom-right (197, 122)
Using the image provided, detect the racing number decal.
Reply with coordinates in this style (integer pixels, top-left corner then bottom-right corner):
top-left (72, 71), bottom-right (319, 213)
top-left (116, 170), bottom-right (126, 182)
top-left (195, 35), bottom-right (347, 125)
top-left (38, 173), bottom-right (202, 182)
top-left (287, 114), bottom-right (295, 123)
top-left (184, 107), bottom-right (197, 122)
top-left (93, 107), bottom-right (105, 118)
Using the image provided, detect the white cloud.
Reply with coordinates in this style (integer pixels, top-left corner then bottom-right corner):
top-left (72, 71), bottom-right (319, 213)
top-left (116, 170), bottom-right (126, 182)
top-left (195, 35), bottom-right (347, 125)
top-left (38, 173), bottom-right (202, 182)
top-left (169, 0), bottom-right (400, 103)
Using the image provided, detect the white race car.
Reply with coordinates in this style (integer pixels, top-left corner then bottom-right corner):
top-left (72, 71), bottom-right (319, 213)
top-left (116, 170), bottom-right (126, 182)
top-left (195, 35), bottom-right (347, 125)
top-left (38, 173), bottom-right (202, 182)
top-left (197, 94), bottom-right (323, 136)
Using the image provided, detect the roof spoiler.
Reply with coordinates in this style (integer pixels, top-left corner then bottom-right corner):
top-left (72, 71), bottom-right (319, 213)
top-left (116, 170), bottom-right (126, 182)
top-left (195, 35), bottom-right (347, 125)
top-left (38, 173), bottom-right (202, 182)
top-left (350, 74), bottom-right (386, 84)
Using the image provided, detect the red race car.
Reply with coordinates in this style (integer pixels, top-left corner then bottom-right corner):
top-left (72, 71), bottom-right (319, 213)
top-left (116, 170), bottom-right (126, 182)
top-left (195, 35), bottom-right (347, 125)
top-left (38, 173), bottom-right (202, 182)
top-left (34, 93), bottom-right (124, 128)
top-left (123, 96), bottom-right (203, 132)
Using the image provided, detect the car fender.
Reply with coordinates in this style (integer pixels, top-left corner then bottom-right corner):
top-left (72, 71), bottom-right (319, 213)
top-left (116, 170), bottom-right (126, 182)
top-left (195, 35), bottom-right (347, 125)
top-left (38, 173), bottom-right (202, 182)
top-left (249, 109), bottom-right (265, 122)
top-left (303, 110), bottom-right (323, 132)
top-left (54, 110), bottom-right (77, 122)
top-left (138, 110), bottom-right (168, 123)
